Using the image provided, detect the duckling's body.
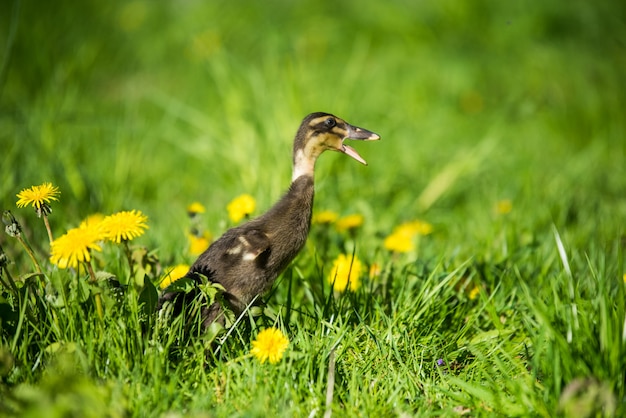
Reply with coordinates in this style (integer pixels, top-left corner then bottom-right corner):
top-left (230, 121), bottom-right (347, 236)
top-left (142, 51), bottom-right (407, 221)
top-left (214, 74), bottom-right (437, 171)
top-left (190, 175), bottom-right (314, 315)
top-left (158, 112), bottom-right (379, 328)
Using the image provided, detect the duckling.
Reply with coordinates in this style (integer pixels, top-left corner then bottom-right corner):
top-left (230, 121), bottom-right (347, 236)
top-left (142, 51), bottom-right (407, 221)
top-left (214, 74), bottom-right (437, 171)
top-left (158, 112), bottom-right (380, 328)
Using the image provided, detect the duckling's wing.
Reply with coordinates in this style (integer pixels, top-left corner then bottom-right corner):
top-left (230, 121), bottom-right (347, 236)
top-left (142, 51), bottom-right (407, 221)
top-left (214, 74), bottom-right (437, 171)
top-left (236, 229), bottom-right (271, 261)
top-left (220, 228), bottom-right (270, 262)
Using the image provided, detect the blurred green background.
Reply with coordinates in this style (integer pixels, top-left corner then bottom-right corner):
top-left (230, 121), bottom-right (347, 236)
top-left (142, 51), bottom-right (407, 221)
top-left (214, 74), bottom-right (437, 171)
top-left (1, 1), bottom-right (626, 415)
top-left (1, 0), bottom-right (625, 258)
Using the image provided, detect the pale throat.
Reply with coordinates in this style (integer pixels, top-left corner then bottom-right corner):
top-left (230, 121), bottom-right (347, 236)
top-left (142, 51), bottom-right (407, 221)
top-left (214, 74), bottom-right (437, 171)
top-left (292, 148), bottom-right (317, 181)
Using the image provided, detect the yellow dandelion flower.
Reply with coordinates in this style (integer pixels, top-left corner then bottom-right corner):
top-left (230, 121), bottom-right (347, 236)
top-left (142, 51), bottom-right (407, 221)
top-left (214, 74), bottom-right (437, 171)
top-left (159, 264), bottom-right (190, 289)
top-left (78, 213), bottom-right (108, 243)
top-left (227, 194), bottom-right (256, 223)
top-left (495, 199), bottom-right (513, 215)
top-left (384, 220), bottom-right (433, 253)
top-left (79, 213), bottom-right (105, 229)
top-left (16, 182), bottom-right (60, 212)
top-left (369, 263), bottom-right (382, 279)
top-left (395, 220), bottom-right (433, 236)
top-left (188, 232), bottom-right (211, 256)
top-left (187, 202), bottom-right (206, 215)
top-left (250, 327), bottom-right (289, 364)
top-left (312, 210), bottom-right (339, 224)
top-left (100, 210), bottom-right (149, 243)
top-left (50, 226), bottom-right (103, 269)
top-left (335, 214), bottom-right (364, 232)
top-left (328, 253), bottom-right (363, 292)
top-left (383, 231), bottom-right (415, 253)
top-left (468, 285), bottom-right (480, 300)
top-left (623, 273), bottom-right (626, 284)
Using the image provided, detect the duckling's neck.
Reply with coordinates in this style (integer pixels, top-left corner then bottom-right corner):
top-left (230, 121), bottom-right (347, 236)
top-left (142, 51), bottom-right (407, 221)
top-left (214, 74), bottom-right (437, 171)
top-left (254, 174), bottom-right (314, 272)
top-left (292, 148), bottom-right (317, 182)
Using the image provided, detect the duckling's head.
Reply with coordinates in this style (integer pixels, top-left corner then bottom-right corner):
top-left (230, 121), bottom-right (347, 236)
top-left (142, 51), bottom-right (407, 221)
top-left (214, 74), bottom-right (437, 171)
top-left (292, 112), bottom-right (380, 180)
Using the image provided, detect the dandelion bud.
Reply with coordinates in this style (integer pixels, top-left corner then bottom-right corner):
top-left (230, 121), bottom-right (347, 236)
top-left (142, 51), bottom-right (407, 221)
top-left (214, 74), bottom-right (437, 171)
top-left (34, 202), bottom-right (53, 218)
top-left (2, 210), bottom-right (22, 238)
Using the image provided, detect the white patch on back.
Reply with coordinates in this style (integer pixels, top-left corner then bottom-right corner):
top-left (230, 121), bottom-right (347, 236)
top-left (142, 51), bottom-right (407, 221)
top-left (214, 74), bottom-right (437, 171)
top-left (242, 251), bottom-right (257, 261)
top-left (227, 244), bottom-right (242, 255)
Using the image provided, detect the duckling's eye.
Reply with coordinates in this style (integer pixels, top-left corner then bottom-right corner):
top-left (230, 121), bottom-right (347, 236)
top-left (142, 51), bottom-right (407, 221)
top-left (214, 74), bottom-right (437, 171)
top-left (324, 117), bottom-right (336, 128)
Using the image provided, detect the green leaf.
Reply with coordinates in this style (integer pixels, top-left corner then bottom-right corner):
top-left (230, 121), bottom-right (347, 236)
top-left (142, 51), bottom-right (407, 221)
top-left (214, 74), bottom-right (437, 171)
top-left (133, 267), bottom-right (146, 289)
top-left (204, 321), bottom-right (225, 344)
top-left (198, 282), bottom-right (220, 302)
top-left (45, 281), bottom-right (65, 308)
top-left (95, 271), bottom-right (116, 282)
top-left (138, 279), bottom-right (158, 315)
top-left (162, 277), bottom-right (196, 294)
top-left (70, 276), bottom-right (90, 304)
top-left (19, 272), bottom-right (46, 285)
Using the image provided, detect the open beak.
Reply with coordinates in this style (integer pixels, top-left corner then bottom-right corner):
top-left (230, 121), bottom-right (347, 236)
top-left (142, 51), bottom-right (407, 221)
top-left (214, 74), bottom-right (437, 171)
top-left (340, 124), bottom-right (381, 165)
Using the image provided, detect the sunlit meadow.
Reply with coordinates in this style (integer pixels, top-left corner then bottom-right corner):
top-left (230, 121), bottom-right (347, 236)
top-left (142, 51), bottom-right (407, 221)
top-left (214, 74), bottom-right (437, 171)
top-left (1, 0), bottom-right (625, 416)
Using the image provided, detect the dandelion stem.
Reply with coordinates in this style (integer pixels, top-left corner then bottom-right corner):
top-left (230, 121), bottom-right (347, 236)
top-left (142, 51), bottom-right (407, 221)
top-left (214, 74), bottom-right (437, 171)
top-left (94, 293), bottom-right (104, 321)
top-left (85, 260), bottom-right (104, 320)
top-left (16, 235), bottom-right (43, 275)
top-left (123, 240), bottom-right (134, 279)
top-left (223, 353), bottom-right (253, 366)
top-left (86, 260), bottom-right (97, 283)
top-left (42, 214), bottom-right (54, 244)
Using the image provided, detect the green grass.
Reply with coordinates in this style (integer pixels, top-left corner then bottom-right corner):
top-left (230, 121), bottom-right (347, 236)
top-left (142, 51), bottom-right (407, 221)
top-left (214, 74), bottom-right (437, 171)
top-left (1, 0), bottom-right (625, 416)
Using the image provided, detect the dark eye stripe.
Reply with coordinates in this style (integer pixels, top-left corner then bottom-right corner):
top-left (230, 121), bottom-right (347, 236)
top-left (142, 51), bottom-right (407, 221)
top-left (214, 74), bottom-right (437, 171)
top-left (309, 117), bottom-right (337, 128)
